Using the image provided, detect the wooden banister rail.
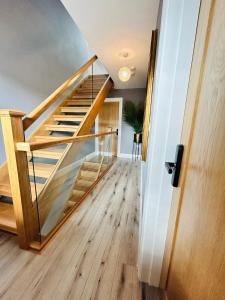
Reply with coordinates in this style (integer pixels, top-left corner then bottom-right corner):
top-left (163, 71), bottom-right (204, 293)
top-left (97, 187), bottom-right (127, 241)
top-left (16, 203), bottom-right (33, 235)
top-left (23, 55), bottom-right (98, 130)
top-left (17, 131), bottom-right (117, 152)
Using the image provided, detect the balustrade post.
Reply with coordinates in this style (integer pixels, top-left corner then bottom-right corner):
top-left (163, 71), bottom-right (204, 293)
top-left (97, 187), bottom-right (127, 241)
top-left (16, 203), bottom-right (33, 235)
top-left (0, 110), bottom-right (39, 249)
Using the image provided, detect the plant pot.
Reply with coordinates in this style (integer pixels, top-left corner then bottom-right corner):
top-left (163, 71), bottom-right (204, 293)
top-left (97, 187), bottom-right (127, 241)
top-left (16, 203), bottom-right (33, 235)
top-left (133, 133), bottom-right (142, 144)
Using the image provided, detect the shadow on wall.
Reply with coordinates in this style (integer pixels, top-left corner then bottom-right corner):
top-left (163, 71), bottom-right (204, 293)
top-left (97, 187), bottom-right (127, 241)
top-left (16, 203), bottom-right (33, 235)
top-left (0, 0), bottom-right (104, 164)
top-left (109, 88), bottom-right (146, 155)
top-left (0, 0), bottom-right (92, 95)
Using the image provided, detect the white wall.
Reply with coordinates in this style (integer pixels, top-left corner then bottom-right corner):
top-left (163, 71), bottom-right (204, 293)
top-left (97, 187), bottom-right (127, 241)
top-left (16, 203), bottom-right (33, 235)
top-left (109, 88), bottom-right (146, 155)
top-left (139, 0), bottom-right (200, 286)
top-left (0, 0), bottom-right (96, 164)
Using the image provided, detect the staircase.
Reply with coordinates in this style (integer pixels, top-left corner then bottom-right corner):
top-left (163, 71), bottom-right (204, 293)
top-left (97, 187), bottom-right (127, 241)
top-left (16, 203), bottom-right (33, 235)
top-left (63, 156), bottom-right (109, 213)
top-left (0, 74), bottom-right (107, 200)
top-left (0, 56), bottom-right (115, 249)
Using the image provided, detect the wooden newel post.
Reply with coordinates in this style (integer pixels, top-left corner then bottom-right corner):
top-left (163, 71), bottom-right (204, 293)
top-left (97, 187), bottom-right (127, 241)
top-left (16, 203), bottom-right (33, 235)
top-left (0, 110), bottom-right (39, 249)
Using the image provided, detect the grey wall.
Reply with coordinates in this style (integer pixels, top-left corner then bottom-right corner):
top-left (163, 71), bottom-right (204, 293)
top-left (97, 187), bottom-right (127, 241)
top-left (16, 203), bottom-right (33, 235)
top-left (0, 0), bottom-right (95, 164)
top-left (109, 88), bottom-right (146, 155)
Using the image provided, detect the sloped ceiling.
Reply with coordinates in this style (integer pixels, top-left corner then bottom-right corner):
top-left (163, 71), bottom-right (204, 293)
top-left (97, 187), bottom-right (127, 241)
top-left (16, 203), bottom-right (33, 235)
top-left (61, 0), bottom-right (159, 88)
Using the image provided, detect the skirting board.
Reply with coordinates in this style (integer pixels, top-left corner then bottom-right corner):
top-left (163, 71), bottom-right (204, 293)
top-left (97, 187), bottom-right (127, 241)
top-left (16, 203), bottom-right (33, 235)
top-left (118, 153), bottom-right (132, 159)
top-left (118, 153), bottom-right (142, 160)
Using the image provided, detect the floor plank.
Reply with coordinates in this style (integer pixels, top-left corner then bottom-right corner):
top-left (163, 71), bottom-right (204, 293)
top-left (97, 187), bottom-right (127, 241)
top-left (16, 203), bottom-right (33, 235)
top-left (0, 159), bottom-right (143, 300)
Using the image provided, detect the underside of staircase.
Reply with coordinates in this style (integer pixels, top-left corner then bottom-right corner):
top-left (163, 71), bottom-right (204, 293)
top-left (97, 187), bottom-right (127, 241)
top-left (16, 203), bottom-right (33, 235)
top-left (0, 70), bottom-right (114, 246)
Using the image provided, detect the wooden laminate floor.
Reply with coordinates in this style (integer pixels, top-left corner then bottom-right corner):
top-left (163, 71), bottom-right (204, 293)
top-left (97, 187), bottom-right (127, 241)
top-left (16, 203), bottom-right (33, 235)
top-left (0, 159), bottom-right (142, 300)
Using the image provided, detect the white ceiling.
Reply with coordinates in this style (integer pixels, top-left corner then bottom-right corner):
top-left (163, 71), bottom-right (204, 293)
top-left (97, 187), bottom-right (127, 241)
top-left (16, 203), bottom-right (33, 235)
top-left (61, 0), bottom-right (159, 89)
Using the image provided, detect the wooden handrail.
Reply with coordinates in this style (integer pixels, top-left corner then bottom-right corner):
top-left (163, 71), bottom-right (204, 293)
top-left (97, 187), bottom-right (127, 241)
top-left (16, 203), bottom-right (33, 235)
top-left (23, 55), bottom-right (98, 130)
top-left (17, 130), bottom-right (117, 152)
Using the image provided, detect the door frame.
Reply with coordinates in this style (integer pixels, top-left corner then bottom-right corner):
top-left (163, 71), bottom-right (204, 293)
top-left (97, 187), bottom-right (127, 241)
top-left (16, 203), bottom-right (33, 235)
top-left (138, 0), bottom-right (201, 286)
top-left (160, 0), bottom-right (216, 291)
top-left (95, 97), bottom-right (123, 157)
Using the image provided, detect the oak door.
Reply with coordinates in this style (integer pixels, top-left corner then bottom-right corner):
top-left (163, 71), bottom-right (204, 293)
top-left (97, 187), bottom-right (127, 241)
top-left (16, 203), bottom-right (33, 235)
top-left (165, 1), bottom-right (225, 299)
top-left (98, 101), bottom-right (119, 156)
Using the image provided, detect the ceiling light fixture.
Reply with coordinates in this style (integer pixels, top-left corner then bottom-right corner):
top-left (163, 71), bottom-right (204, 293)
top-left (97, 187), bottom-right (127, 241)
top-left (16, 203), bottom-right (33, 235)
top-left (119, 51), bottom-right (129, 58)
top-left (118, 66), bottom-right (132, 82)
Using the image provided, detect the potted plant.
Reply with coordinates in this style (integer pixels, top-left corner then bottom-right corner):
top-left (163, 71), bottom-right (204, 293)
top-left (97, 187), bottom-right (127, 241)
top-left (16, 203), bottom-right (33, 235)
top-left (123, 101), bottom-right (144, 144)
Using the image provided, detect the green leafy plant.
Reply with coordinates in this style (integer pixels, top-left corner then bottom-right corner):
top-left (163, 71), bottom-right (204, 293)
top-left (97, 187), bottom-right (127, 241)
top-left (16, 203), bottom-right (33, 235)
top-left (123, 101), bottom-right (144, 133)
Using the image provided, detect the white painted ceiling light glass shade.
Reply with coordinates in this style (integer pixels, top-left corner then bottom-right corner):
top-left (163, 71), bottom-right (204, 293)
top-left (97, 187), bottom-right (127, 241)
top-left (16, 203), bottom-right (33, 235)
top-left (118, 66), bottom-right (131, 82)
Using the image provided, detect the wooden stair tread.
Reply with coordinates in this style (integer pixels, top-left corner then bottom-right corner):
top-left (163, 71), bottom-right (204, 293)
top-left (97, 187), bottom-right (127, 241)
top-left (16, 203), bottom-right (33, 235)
top-left (72, 189), bottom-right (85, 198)
top-left (63, 190), bottom-right (85, 213)
top-left (44, 124), bottom-right (78, 133)
top-left (85, 79), bottom-right (106, 83)
top-left (88, 74), bottom-right (107, 77)
top-left (74, 93), bottom-right (98, 97)
top-left (80, 175), bottom-right (97, 182)
top-left (75, 90), bottom-right (99, 94)
top-left (83, 82), bottom-right (104, 86)
top-left (0, 202), bottom-right (17, 234)
top-left (31, 148), bottom-right (64, 160)
top-left (82, 161), bottom-right (100, 171)
top-left (80, 169), bottom-right (97, 179)
top-left (65, 200), bottom-right (76, 208)
top-left (83, 80), bottom-right (105, 84)
top-left (71, 95), bottom-right (96, 99)
top-left (33, 135), bottom-right (70, 142)
top-left (81, 84), bottom-right (103, 88)
top-left (87, 76), bottom-right (107, 81)
top-left (60, 107), bottom-right (89, 113)
top-left (65, 100), bottom-right (92, 106)
top-left (74, 178), bottom-right (93, 191)
top-left (0, 173), bottom-right (45, 199)
top-left (29, 163), bottom-right (55, 178)
top-left (87, 76), bottom-right (107, 79)
top-left (0, 181), bottom-right (45, 200)
top-left (77, 88), bottom-right (100, 92)
top-left (75, 88), bottom-right (99, 91)
top-left (0, 183), bottom-right (12, 197)
top-left (53, 115), bottom-right (83, 122)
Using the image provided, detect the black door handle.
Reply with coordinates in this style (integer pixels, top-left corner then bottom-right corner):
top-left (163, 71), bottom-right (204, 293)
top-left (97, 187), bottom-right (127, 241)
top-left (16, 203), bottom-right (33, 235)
top-left (165, 162), bottom-right (176, 174)
top-left (165, 144), bottom-right (184, 187)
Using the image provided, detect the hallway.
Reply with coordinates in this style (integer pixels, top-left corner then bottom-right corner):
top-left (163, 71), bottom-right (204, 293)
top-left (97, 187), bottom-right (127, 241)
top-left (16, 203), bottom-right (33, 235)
top-left (0, 159), bottom-right (141, 299)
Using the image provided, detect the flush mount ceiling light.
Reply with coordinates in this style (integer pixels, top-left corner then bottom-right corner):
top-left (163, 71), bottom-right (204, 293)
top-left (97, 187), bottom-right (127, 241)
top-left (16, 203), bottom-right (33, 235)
top-left (117, 48), bottom-right (135, 59)
top-left (118, 66), bottom-right (132, 82)
top-left (118, 50), bottom-right (129, 58)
